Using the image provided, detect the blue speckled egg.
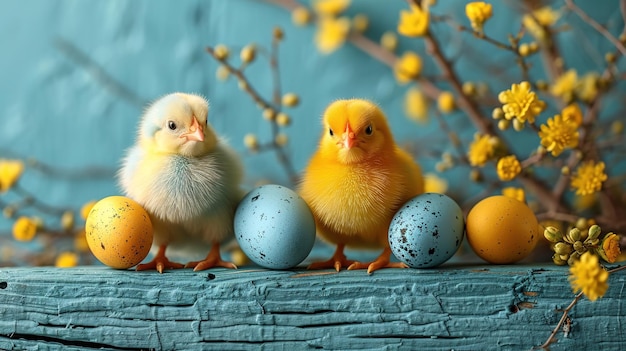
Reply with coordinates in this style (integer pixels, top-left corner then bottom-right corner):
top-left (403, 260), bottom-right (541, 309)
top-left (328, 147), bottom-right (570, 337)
top-left (388, 193), bottom-right (464, 268)
top-left (234, 184), bottom-right (316, 269)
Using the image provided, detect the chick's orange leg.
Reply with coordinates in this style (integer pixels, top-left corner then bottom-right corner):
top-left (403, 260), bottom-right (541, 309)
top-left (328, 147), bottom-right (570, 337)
top-left (308, 243), bottom-right (355, 271)
top-left (347, 246), bottom-right (408, 274)
top-left (136, 244), bottom-right (184, 274)
top-left (185, 242), bottom-right (237, 271)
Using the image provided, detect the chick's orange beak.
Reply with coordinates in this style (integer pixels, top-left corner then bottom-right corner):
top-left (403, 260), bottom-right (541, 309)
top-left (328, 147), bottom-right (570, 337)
top-left (182, 116), bottom-right (204, 142)
top-left (342, 123), bottom-right (356, 149)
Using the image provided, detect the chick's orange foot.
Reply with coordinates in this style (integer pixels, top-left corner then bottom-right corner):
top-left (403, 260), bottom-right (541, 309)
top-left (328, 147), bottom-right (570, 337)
top-left (136, 245), bottom-right (184, 273)
top-left (185, 243), bottom-right (237, 271)
top-left (307, 244), bottom-right (355, 271)
top-left (347, 247), bottom-right (408, 274)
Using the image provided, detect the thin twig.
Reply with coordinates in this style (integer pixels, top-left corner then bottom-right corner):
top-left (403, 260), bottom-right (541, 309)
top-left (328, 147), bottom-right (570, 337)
top-left (54, 38), bottom-right (148, 108)
top-left (534, 291), bottom-right (584, 350)
top-left (564, 0), bottom-right (626, 57)
top-left (534, 264), bottom-right (626, 350)
top-left (206, 45), bottom-right (299, 184)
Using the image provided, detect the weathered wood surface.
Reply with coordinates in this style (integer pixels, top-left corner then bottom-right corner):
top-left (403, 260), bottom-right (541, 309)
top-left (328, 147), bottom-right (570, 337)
top-left (0, 265), bottom-right (624, 350)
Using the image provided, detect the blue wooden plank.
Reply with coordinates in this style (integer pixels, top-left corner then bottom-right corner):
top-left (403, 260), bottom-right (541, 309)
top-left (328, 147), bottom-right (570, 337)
top-left (0, 265), bottom-right (624, 350)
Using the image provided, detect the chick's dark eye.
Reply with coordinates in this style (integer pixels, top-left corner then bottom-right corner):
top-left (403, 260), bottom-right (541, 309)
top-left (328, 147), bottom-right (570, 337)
top-left (167, 121), bottom-right (177, 130)
top-left (365, 125), bottom-right (373, 135)
top-left (329, 128), bottom-right (334, 136)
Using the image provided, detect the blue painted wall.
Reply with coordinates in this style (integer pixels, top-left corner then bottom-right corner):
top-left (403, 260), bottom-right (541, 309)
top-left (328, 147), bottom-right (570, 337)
top-left (0, 1), bottom-right (623, 257)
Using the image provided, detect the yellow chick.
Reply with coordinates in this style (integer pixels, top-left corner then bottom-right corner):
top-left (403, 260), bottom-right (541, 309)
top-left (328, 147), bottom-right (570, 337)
top-left (299, 99), bottom-right (424, 274)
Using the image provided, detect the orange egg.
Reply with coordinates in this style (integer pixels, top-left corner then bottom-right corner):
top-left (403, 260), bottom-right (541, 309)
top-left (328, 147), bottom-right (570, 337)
top-left (466, 195), bottom-right (539, 264)
top-left (86, 196), bottom-right (153, 269)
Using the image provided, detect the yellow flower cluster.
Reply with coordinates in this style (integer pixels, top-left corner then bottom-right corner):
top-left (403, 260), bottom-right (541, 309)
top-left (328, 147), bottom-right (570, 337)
top-left (570, 161), bottom-right (607, 196)
top-left (394, 51), bottom-right (422, 84)
top-left (522, 6), bottom-right (560, 41)
top-left (315, 16), bottom-right (351, 54)
top-left (465, 2), bottom-right (493, 32)
top-left (468, 133), bottom-right (499, 167)
top-left (550, 70), bottom-right (577, 103)
top-left (12, 216), bottom-right (38, 242)
top-left (569, 252), bottom-right (608, 301)
top-left (305, 0), bottom-right (352, 54)
top-left (502, 187), bottom-right (525, 202)
top-left (397, 4), bottom-right (429, 37)
top-left (0, 159), bottom-right (24, 193)
top-left (496, 155), bottom-right (521, 181)
top-left (498, 81), bottom-right (546, 124)
top-left (437, 91), bottom-right (455, 114)
top-left (538, 114), bottom-right (580, 157)
top-left (55, 252), bottom-right (79, 268)
top-left (404, 87), bottom-right (429, 123)
top-left (313, 0), bottom-right (350, 16)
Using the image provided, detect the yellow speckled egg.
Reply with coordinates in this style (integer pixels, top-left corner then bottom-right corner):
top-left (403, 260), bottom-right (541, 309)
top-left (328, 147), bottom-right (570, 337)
top-left (86, 196), bottom-right (153, 269)
top-left (466, 196), bottom-right (539, 264)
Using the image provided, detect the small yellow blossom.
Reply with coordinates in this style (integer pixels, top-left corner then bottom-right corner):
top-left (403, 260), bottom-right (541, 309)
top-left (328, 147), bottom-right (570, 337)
top-left (569, 252), bottom-right (608, 301)
top-left (275, 133), bottom-right (289, 147)
top-left (465, 2), bottom-right (493, 32)
top-left (597, 233), bottom-right (621, 263)
top-left (263, 108), bottom-right (276, 121)
top-left (231, 247), bottom-right (250, 267)
top-left (240, 44), bottom-right (257, 64)
top-left (468, 133), bottom-right (498, 167)
top-left (0, 159), bottom-right (25, 193)
top-left (394, 51), bottom-right (422, 84)
top-left (576, 72), bottom-right (600, 103)
top-left (574, 193), bottom-right (597, 211)
top-left (502, 187), bottom-right (525, 203)
top-left (276, 113), bottom-right (291, 126)
top-left (55, 252), bottom-right (79, 268)
top-left (550, 69), bottom-right (578, 103)
top-left (213, 44), bottom-right (230, 61)
top-left (352, 14), bottom-right (369, 33)
top-left (437, 91), bottom-right (456, 114)
top-left (538, 114), bottom-right (580, 157)
top-left (292, 6), bottom-right (312, 26)
top-left (216, 66), bottom-right (230, 81)
top-left (80, 201), bottom-right (97, 220)
top-left (61, 211), bottom-right (74, 231)
top-left (497, 155), bottom-right (522, 181)
top-left (571, 161), bottom-right (607, 196)
top-left (522, 6), bottom-right (560, 41)
top-left (424, 173), bottom-right (448, 194)
top-left (243, 134), bottom-right (259, 151)
top-left (561, 103), bottom-right (583, 127)
top-left (282, 93), bottom-right (300, 107)
top-left (313, 0), bottom-right (350, 16)
top-left (498, 81), bottom-right (546, 124)
top-left (397, 4), bottom-right (429, 37)
top-left (405, 87), bottom-right (429, 123)
top-left (74, 229), bottom-right (90, 252)
top-left (315, 16), bottom-right (351, 54)
top-left (611, 121), bottom-right (624, 135)
top-left (12, 216), bottom-right (38, 242)
top-left (380, 31), bottom-right (398, 52)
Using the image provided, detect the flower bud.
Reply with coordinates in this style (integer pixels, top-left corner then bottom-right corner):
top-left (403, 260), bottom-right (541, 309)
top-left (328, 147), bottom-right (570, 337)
top-left (240, 44), bottom-right (257, 64)
top-left (573, 240), bottom-right (585, 253)
top-left (554, 242), bottom-right (573, 255)
top-left (587, 224), bottom-right (601, 240)
top-left (213, 45), bottom-right (230, 61)
top-left (567, 228), bottom-right (581, 243)
top-left (544, 226), bottom-right (563, 243)
top-left (552, 253), bottom-right (567, 266)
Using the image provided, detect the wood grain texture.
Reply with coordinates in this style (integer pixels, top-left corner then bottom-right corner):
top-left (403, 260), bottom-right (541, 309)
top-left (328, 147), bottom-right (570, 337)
top-left (0, 265), bottom-right (624, 350)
